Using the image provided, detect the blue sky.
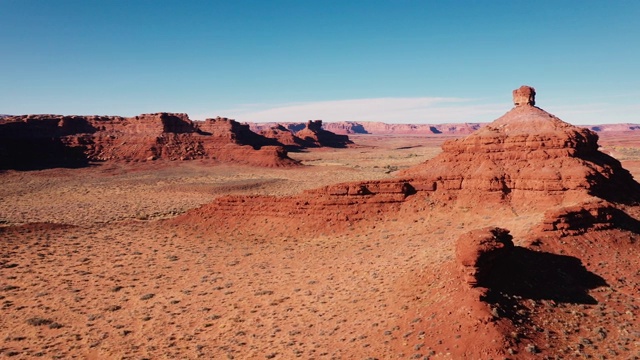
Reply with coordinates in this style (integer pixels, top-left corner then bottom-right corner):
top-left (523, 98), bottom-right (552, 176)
top-left (1, 0), bottom-right (638, 124)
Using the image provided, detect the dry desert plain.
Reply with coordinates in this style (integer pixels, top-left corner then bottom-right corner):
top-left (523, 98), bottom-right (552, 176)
top-left (1, 132), bottom-right (640, 359)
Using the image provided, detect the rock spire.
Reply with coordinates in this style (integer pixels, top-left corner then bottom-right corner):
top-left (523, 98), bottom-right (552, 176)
top-left (513, 85), bottom-right (536, 106)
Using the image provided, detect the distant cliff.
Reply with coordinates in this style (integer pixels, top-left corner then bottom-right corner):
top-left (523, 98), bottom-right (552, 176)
top-left (247, 121), bottom-right (484, 135)
top-left (247, 121), bottom-right (640, 136)
top-left (0, 114), bottom-right (299, 170)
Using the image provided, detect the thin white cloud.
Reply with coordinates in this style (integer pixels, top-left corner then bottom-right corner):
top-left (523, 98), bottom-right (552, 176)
top-left (196, 97), bottom-right (508, 124)
top-left (191, 98), bottom-right (639, 125)
top-left (545, 103), bottom-right (640, 125)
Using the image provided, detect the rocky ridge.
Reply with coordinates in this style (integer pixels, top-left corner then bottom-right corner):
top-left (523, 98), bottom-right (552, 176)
top-left (248, 120), bottom-right (484, 135)
top-left (254, 120), bottom-right (353, 150)
top-left (248, 120), bottom-right (640, 136)
top-left (0, 113), bottom-right (299, 169)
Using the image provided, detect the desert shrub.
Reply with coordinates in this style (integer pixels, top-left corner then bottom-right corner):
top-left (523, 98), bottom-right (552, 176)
top-left (26, 317), bottom-right (53, 326)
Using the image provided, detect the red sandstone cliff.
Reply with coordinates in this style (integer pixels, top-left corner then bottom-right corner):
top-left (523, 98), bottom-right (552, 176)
top-left (294, 120), bottom-right (353, 148)
top-left (248, 121), bottom-right (484, 135)
top-left (257, 124), bottom-right (311, 150)
top-left (0, 113), bottom-right (298, 169)
top-left (248, 120), bottom-right (354, 149)
top-left (193, 86), bottom-right (640, 226)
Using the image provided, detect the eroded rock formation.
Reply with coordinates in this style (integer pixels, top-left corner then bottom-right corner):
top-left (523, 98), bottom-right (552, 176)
top-left (248, 121), bottom-right (483, 135)
top-left (193, 86), bottom-right (640, 226)
top-left (295, 120), bottom-right (353, 148)
top-left (0, 113), bottom-right (298, 169)
top-left (513, 85), bottom-right (536, 106)
top-left (399, 95), bottom-right (640, 208)
top-left (455, 227), bottom-right (514, 287)
top-left (257, 125), bottom-right (313, 150)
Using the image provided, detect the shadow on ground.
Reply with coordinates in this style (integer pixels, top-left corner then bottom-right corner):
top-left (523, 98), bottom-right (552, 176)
top-left (481, 247), bottom-right (607, 306)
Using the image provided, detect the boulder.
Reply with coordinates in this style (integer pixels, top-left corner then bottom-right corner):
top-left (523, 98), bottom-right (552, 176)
top-left (455, 227), bottom-right (514, 287)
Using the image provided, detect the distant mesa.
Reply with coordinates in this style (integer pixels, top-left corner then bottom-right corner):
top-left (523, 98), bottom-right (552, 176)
top-left (258, 124), bottom-right (310, 150)
top-left (0, 113), bottom-right (303, 170)
top-left (252, 120), bottom-right (353, 151)
top-left (248, 121), bottom-right (484, 135)
top-left (295, 120), bottom-right (353, 148)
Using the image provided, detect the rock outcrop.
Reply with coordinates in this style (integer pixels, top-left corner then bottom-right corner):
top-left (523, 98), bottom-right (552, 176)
top-left (257, 124), bottom-right (313, 150)
top-left (512, 85), bottom-right (536, 106)
top-left (195, 116), bottom-right (281, 149)
top-left (399, 87), bottom-right (640, 209)
top-left (248, 121), bottom-right (484, 135)
top-left (295, 120), bottom-right (353, 148)
top-left (534, 200), bottom-right (640, 236)
top-left (455, 227), bottom-right (514, 287)
top-left (187, 86), bottom-right (640, 226)
top-left (0, 113), bottom-right (298, 169)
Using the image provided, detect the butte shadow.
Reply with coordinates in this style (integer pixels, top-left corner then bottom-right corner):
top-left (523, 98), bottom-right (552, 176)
top-left (479, 247), bottom-right (608, 306)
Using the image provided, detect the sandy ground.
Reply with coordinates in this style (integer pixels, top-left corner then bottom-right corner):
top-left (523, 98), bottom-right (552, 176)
top-left (1, 133), bottom-right (639, 359)
top-left (0, 135), bottom-right (441, 226)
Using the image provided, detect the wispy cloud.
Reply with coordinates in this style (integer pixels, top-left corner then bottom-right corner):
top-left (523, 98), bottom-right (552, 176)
top-left (191, 97), bottom-right (639, 125)
top-left (194, 97), bottom-right (508, 124)
top-left (545, 103), bottom-right (640, 125)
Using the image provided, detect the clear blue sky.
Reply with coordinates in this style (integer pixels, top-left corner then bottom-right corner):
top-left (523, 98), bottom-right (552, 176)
top-left (1, 0), bottom-right (638, 124)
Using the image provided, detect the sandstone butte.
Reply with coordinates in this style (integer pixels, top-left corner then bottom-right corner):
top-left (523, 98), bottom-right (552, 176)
top-left (248, 120), bottom-right (484, 135)
top-left (191, 85), bottom-right (640, 224)
top-left (256, 119), bottom-right (353, 150)
top-left (0, 113), bottom-right (321, 170)
top-left (247, 118), bottom-right (640, 136)
top-left (179, 86), bottom-right (640, 358)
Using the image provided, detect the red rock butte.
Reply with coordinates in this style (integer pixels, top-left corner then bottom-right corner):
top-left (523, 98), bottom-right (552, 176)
top-left (189, 85), bottom-right (640, 229)
top-left (177, 86), bottom-right (640, 358)
top-left (257, 120), bottom-right (353, 150)
top-left (0, 113), bottom-right (303, 169)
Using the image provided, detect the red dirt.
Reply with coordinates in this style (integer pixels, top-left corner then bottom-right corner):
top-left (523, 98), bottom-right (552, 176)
top-left (170, 87), bottom-right (640, 358)
top-left (1, 86), bottom-right (639, 359)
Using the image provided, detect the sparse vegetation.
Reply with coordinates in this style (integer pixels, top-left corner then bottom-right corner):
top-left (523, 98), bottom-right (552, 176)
top-left (1, 133), bottom-right (639, 358)
top-left (26, 317), bottom-right (53, 326)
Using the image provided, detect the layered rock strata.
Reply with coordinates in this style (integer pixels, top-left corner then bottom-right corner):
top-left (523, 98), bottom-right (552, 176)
top-left (399, 87), bottom-right (640, 208)
top-left (193, 86), bottom-right (640, 225)
top-left (257, 125), bottom-right (314, 150)
top-left (295, 120), bottom-right (353, 148)
top-left (0, 113), bottom-right (298, 169)
top-left (248, 121), bottom-right (484, 135)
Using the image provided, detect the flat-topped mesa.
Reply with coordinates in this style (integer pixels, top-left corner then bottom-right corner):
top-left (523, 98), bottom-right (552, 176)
top-left (513, 85), bottom-right (536, 106)
top-left (0, 113), bottom-right (299, 169)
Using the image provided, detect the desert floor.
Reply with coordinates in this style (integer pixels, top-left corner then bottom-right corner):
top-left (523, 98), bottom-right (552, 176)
top-left (1, 133), bottom-right (639, 359)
